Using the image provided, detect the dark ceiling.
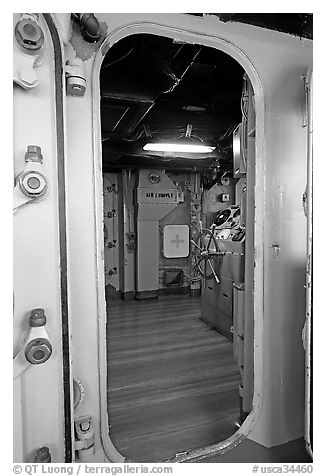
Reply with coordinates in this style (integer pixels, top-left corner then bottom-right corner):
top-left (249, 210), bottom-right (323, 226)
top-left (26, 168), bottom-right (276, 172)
top-left (101, 34), bottom-right (244, 172)
top-left (189, 13), bottom-right (313, 39)
top-left (100, 14), bottom-right (312, 173)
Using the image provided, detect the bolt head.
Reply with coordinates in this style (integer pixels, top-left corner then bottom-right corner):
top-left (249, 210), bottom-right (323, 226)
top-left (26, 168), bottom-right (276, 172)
top-left (19, 171), bottom-right (47, 198)
top-left (30, 308), bottom-right (46, 327)
top-left (27, 176), bottom-right (40, 190)
top-left (67, 76), bottom-right (86, 97)
top-left (19, 67), bottom-right (38, 87)
top-left (15, 19), bottom-right (44, 50)
top-left (25, 338), bottom-right (52, 365)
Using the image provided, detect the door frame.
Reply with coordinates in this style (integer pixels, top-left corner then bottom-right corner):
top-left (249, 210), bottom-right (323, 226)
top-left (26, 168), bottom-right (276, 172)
top-left (303, 68), bottom-right (313, 459)
top-left (90, 22), bottom-right (266, 462)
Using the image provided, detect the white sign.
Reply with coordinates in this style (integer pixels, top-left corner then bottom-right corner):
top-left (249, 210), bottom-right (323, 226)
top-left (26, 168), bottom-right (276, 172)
top-left (137, 188), bottom-right (184, 204)
top-left (163, 225), bottom-right (189, 258)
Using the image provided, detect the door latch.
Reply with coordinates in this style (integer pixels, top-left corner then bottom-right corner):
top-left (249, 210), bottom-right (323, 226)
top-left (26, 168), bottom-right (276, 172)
top-left (74, 416), bottom-right (95, 461)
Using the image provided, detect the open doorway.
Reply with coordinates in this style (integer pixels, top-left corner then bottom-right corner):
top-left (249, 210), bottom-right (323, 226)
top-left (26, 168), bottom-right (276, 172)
top-left (100, 33), bottom-right (255, 462)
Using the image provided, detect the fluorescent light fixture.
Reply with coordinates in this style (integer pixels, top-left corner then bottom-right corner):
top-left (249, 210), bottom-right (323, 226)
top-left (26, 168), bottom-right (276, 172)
top-left (143, 143), bottom-right (216, 153)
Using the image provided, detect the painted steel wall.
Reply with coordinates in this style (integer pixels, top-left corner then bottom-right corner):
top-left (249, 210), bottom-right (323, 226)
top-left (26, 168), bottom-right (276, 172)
top-left (13, 14), bottom-right (68, 462)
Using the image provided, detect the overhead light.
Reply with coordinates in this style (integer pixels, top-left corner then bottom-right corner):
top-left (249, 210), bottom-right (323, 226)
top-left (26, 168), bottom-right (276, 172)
top-left (143, 143), bottom-right (215, 153)
top-left (182, 105), bottom-right (208, 112)
top-left (143, 124), bottom-right (215, 154)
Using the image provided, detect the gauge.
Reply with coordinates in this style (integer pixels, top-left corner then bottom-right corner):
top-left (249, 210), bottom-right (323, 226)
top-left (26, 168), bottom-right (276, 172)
top-left (148, 172), bottom-right (161, 184)
top-left (217, 228), bottom-right (231, 240)
top-left (213, 208), bottom-right (231, 226)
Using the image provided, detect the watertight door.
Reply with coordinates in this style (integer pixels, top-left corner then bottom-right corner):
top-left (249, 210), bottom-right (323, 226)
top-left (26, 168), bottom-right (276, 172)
top-left (13, 14), bottom-right (73, 463)
top-left (303, 68), bottom-right (312, 458)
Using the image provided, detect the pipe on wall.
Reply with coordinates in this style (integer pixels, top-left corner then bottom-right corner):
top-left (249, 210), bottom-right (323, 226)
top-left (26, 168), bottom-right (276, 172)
top-left (73, 13), bottom-right (101, 43)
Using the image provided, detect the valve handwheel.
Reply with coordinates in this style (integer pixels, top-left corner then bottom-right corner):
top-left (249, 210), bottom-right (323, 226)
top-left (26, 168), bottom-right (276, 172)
top-left (185, 225), bottom-right (223, 284)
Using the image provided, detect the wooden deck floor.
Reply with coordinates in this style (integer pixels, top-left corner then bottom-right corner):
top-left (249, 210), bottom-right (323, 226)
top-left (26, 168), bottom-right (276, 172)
top-left (106, 294), bottom-right (241, 462)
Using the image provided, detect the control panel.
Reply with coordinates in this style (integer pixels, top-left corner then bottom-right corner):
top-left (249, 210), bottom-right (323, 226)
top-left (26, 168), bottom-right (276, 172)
top-left (209, 206), bottom-right (245, 242)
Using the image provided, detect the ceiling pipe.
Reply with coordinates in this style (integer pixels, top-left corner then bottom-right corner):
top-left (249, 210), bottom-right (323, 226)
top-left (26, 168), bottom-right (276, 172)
top-left (163, 45), bottom-right (202, 94)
